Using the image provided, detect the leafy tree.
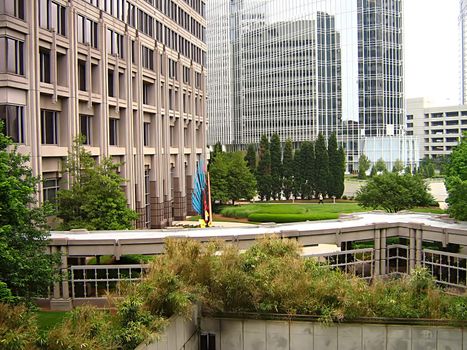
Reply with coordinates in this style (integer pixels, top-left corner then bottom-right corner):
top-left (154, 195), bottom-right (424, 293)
top-left (356, 172), bottom-right (434, 213)
top-left (245, 144), bottom-right (257, 174)
top-left (57, 138), bottom-right (138, 230)
top-left (270, 133), bottom-right (282, 200)
top-left (358, 154), bottom-right (371, 179)
top-left (444, 133), bottom-right (467, 221)
top-left (300, 141), bottom-right (315, 199)
top-left (374, 158), bottom-right (388, 174)
top-left (369, 166), bottom-right (377, 177)
top-left (392, 159), bottom-right (405, 173)
top-left (327, 133), bottom-right (345, 198)
top-left (210, 152), bottom-right (256, 204)
top-left (256, 135), bottom-right (272, 201)
top-left (0, 122), bottom-right (59, 299)
top-left (314, 133), bottom-right (329, 196)
top-left (282, 139), bottom-right (294, 200)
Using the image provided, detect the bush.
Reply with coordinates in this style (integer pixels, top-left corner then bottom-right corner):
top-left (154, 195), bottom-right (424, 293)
top-left (247, 213), bottom-right (338, 223)
top-left (0, 303), bottom-right (39, 350)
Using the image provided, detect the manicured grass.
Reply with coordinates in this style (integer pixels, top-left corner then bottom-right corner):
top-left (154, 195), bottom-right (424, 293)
top-left (410, 207), bottom-right (447, 214)
top-left (36, 311), bottom-right (69, 332)
top-left (220, 203), bottom-right (364, 222)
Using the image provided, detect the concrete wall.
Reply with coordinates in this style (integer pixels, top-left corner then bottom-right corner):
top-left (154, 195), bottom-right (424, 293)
top-left (136, 315), bottom-right (198, 350)
top-left (202, 318), bottom-right (466, 350)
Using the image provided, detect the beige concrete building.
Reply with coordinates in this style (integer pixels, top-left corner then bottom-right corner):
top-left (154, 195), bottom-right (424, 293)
top-left (0, 0), bottom-right (207, 228)
top-left (406, 98), bottom-right (467, 159)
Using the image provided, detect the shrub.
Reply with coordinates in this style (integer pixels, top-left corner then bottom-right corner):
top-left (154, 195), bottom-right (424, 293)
top-left (0, 303), bottom-right (39, 350)
top-left (247, 213), bottom-right (338, 223)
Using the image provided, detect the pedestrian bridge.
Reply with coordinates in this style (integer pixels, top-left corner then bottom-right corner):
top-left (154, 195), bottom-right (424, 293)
top-left (47, 212), bottom-right (467, 310)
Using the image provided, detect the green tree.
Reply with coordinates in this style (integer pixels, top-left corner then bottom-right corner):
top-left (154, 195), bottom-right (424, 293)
top-left (392, 159), bottom-right (405, 173)
top-left (210, 152), bottom-right (257, 204)
top-left (327, 133), bottom-right (344, 198)
top-left (282, 139), bottom-right (294, 200)
top-left (374, 158), bottom-right (388, 174)
top-left (257, 135), bottom-right (272, 201)
top-left (336, 146), bottom-right (346, 198)
top-left (355, 172), bottom-right (434, 213)
top-left (292, 148), bottom-right (302, 199)
top-left (358, 154), bottom-right (371, 179)
top-left (57, 138), bottom-right (138, 230)
top-left (314, 133), bottom-right (329, 196)
top-left (270, 133), bottom-right (282, 200)
top-left (0, 122), bottom-right (59, 299)
top-left (245, 144), bottom-right (257, 174)
top-left (299, 141), bottom-right (314, 199)
top-left (444, 133), bottom-right (467, 220)
top-left (209, 142), bottom-right (223, 170)
top-left (418, 158), bottom-right (435, 178)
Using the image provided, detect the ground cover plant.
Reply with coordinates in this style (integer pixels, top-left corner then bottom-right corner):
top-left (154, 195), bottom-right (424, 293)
top-left (220, 203), bottom-right (364, 222)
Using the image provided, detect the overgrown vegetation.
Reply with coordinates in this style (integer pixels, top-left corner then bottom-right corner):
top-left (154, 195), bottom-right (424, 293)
top-left (2, 237), bottom-right (466, 349)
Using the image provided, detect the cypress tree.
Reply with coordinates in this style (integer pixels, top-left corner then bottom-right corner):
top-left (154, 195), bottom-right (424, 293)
top-left (314, 133), bottom-right (329, 197)
top-left (336, 146), bottom-right (346, 198)
top-left (292, 148), bottom-right (302, 199)
top-left (282, 139), bottom-right (294, 200)
top-left (245, 144), bottom-right (257, 174)
top-left (257, 134), bottom-right (272, 201)
top-left (327, 132), bottom-right (339, 198)
top-left (300, 141), bottom-right (314, 199)
top-left (270, 133), bottom-right (282, 200)
top-left (209, 142), bottom-right (223, 169)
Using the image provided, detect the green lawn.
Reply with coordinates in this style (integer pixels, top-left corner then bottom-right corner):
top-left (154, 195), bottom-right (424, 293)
top-left (36, 311), bottom-right (69, 332)
top-left (220, 203), bottom-right (447, 223)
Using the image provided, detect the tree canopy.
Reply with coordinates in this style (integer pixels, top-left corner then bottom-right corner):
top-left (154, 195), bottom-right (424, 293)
top-left (57, 138), bottom-right (138, 230)
top-left (270, 133), bottom-right (282, 200)
top-left (314, 133), bottom-right (329, 196)
top-left (282, 139), bottom-right (294, 200)
top-left (358, 154), bottom-right (371, 179)
top-left (0, 122), bottom-right (59, 300)
top-left (444, 133), bottom-right (467, 221)
top-left (356, 172), bottom-right (434, 213)
top-left (245, 144), bottom-right (257, 174)
top-left (209, 151), bottom-right (256, 204)
top-left (256, 135), bottom-right (272, 201)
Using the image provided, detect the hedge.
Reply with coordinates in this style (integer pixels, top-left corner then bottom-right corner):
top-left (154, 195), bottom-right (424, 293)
top-left (247, 212), bottom-right (338, 223)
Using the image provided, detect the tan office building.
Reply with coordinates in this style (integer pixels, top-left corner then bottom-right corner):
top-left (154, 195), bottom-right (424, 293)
top-left (0, 0), bottom-right (207, 228)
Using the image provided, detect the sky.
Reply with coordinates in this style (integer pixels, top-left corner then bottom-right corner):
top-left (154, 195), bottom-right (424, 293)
top-left (404, 0), bottom-right (460, 105)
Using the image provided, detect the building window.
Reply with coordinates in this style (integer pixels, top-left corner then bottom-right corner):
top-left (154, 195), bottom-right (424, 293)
top-left (78, 60), bottom-right (86, 91)
top-left (80, 115), bottom-right (92, 145)
top-left (168, 59), bottom-right (177, 79)
top-left (142, 46), bottom-right (154, 70)
top-left (0, 105), bottom-right (24, 143)
top-left (108, 69), bottom-right (114, 97)
top-left (41, 110), bottom-right (58, 145)
top-left (43, 177), bottom-right (59, 204)
top-left (200, 333), bottom-right (215, 350)
top-left (38, 0), bottom-right (66, 36)
top-left (143, 83), bottom-right (151, 105)
top-left (3, 0), bottom-right (25, 20)
top-left (143, 122), bottom-right (150, 146)
top-left (77, 15), bottom-right (98, 48)
top-left (195, 72), bottom-right (201, 88)
top-left (106, 29), bottom-right (124, 58)
top-left (183, 66), bottom-right (190, 84)
top-left (39, 47), bottom-right (51, 83)
top-left (1, 37), bottom-right (24, 75)
top-left (109, 118), bottom-right (118, 145)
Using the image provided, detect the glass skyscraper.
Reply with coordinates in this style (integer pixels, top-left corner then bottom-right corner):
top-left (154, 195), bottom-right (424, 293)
top-left (207, 0), bottom-right (404, 171)
top-left (461, 0), bottom-right (467, 104)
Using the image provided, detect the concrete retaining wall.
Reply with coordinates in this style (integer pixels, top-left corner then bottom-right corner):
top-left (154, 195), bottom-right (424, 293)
top-left (136, 315), bottom-right (198, 350)
top-left (201, 318), bottom-right (466, 350)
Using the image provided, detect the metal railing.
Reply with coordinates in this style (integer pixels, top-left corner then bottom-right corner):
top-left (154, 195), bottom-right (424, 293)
top-left (307, 248), bottom-right (375, 279)
top-left (386, 244), bottom-right (409, 275)
top-left (422, 249), bottom-right (467, 289)
top-left (70, 264), bottom-right (148, 299)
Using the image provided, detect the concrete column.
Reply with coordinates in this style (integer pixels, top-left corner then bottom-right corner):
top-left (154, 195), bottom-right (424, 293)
top-left (380, 228), bottom-right (387, 275)
top-left (415, 228), bottom-right (423, 267)
top-left (51, 246), bottom-right (60, 299)
top-left (50, 245), bottom-right (72, 311)
top-left (374, 229), bottom-right (381, 276)
top-left (409, 228), bottom-right (416, 272)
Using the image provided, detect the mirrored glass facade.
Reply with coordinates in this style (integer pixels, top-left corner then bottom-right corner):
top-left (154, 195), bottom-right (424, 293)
top-left (461, 0), bottom-right (467, 104)
top-left (207, 0), bottom-right (404, 171)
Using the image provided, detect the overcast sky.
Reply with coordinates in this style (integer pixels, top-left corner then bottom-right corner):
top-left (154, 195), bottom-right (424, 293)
top-left (404, 0), bottom-right (460, 104)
